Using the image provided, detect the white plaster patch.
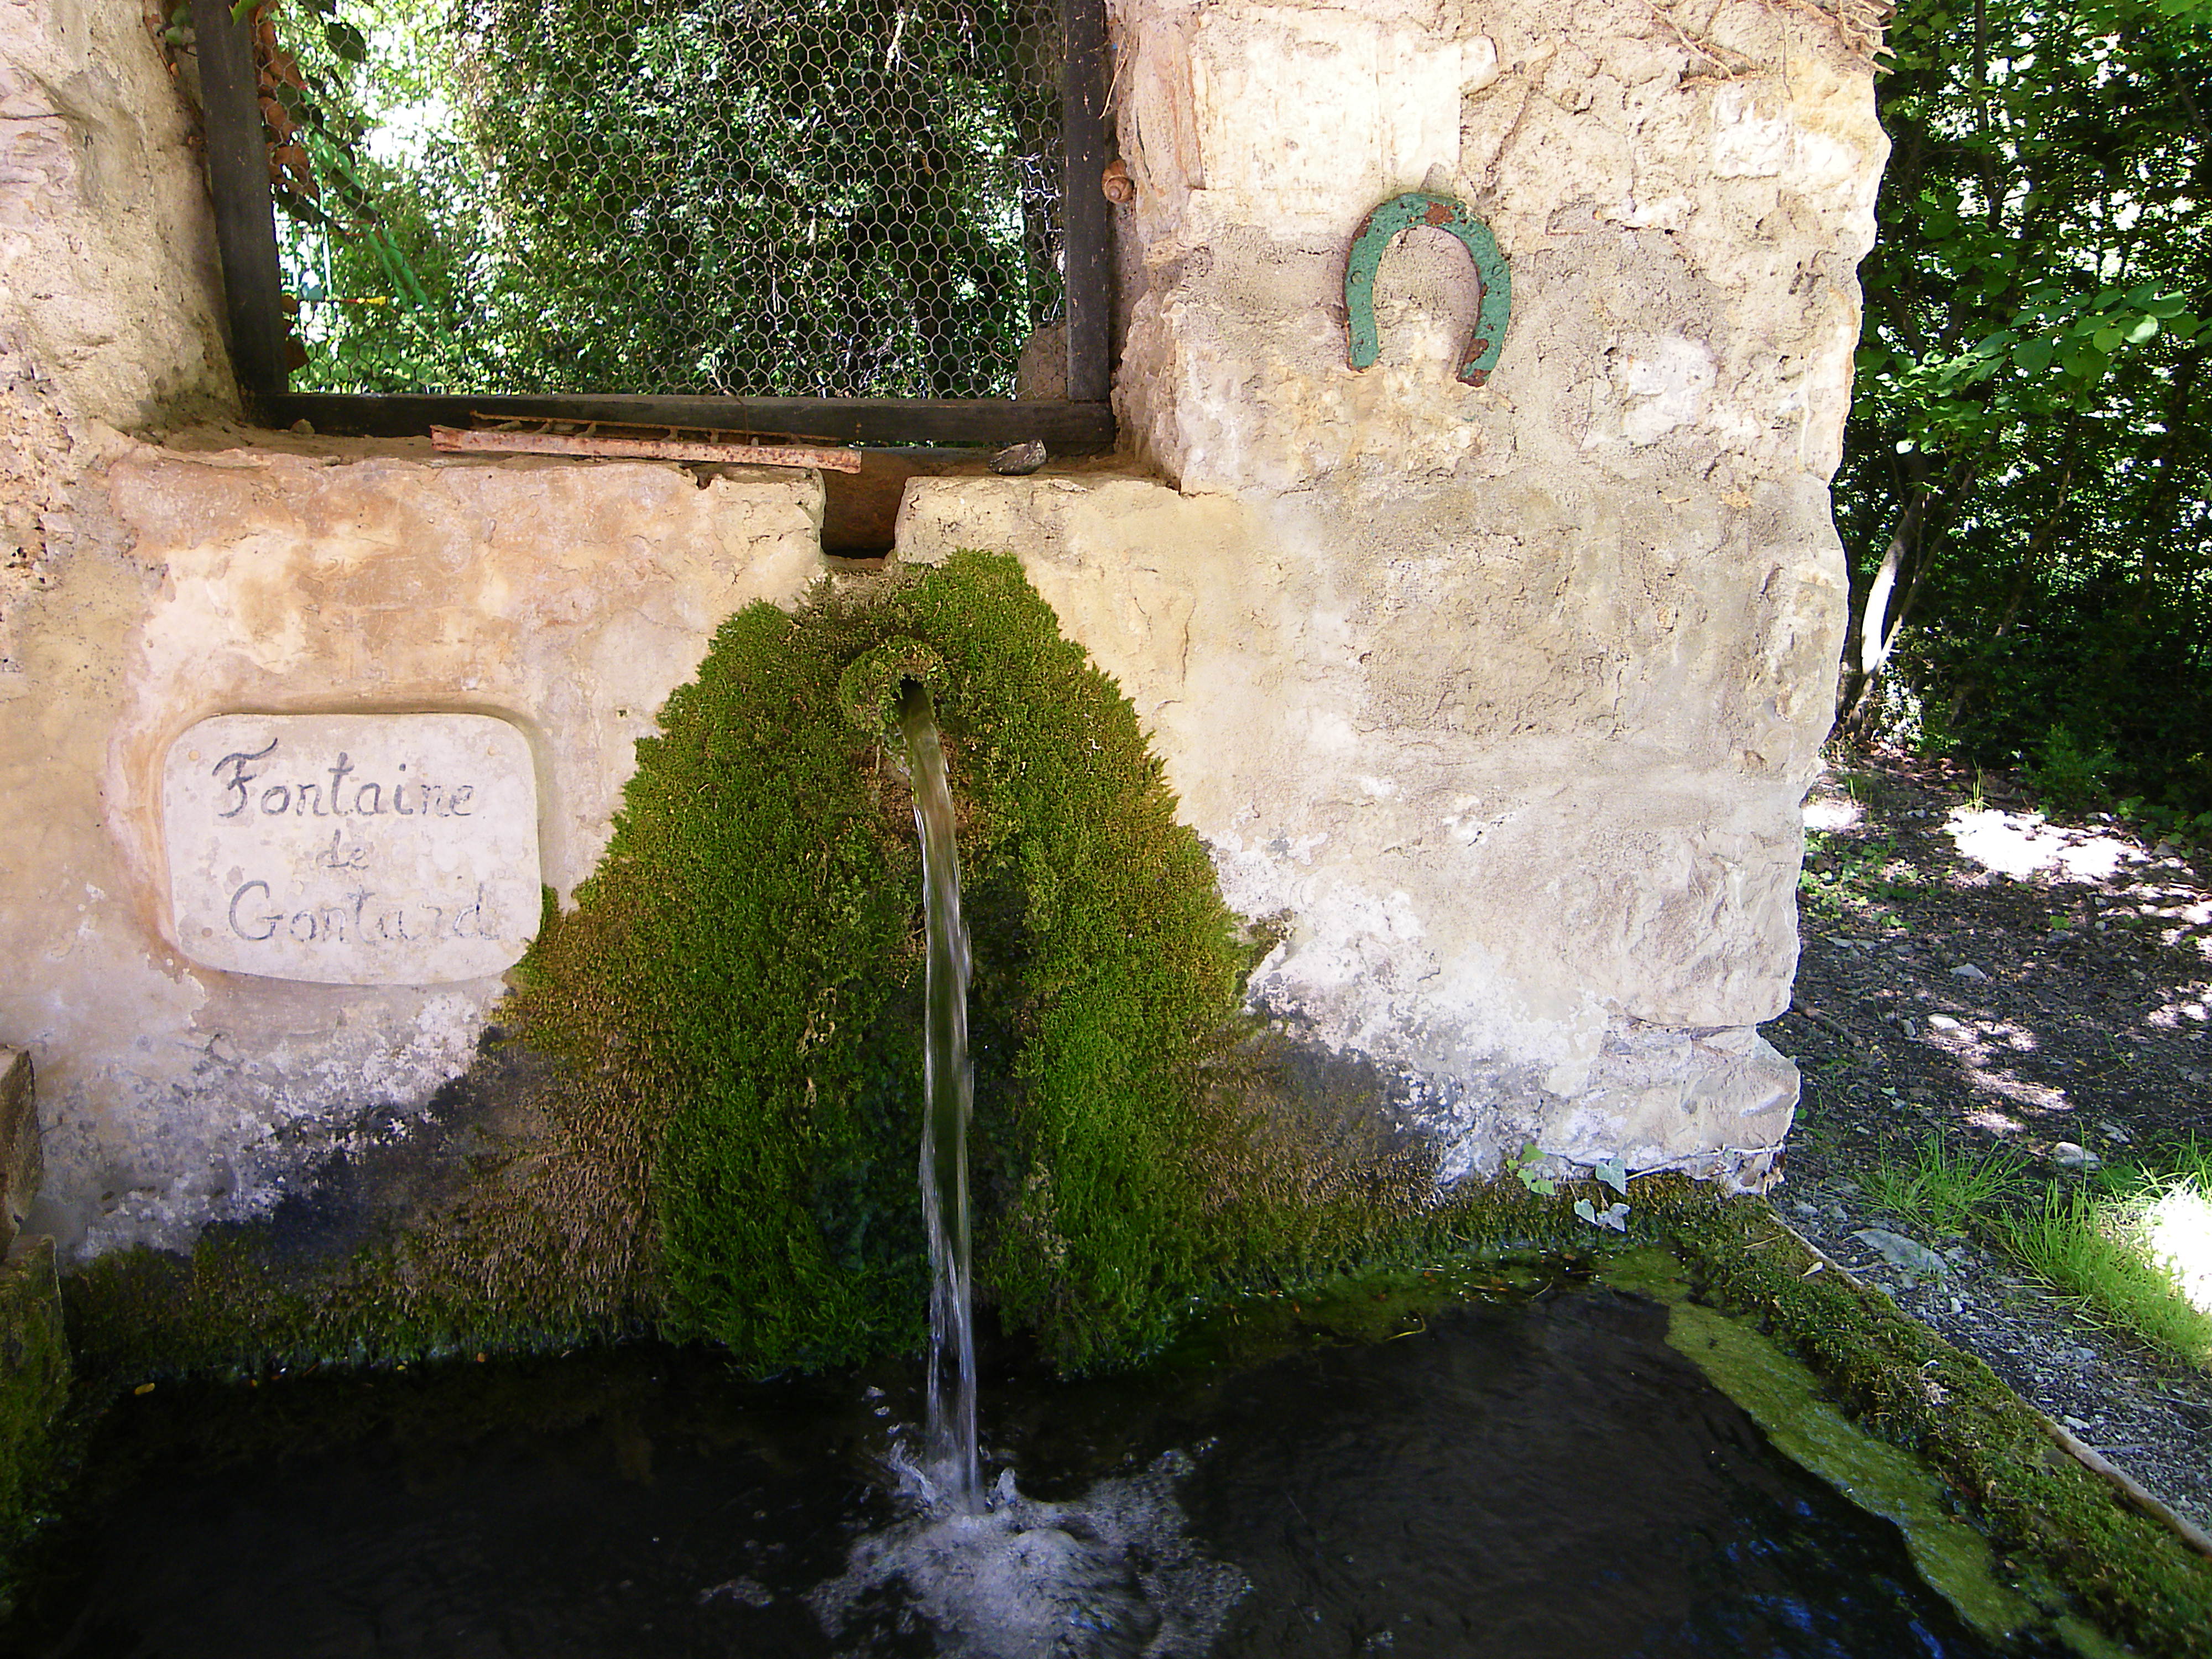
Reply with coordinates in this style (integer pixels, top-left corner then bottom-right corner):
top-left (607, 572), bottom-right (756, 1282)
top-left (1609, 335), bottom-right (1718, 445)
top-left (1187, 7), bottom-right (1467, 234)
top-left (162, 714), bottom-right (541, 984)
top-left (1710, 84), bottom-right (1793, 178)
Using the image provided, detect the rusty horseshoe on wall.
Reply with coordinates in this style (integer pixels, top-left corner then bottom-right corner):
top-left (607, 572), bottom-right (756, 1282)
top-left (1344, 192), bottom-right (1512, 387)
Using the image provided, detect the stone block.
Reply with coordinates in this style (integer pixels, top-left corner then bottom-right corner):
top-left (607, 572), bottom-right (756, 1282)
top-left (162, 713), bottom-right (541, 985)
top-left (1, 439), bottom-right (826, 1256)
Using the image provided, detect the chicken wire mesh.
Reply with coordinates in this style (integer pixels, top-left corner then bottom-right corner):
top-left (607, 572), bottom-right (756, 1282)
top-left (253, 0), bottom-right (1068, 400)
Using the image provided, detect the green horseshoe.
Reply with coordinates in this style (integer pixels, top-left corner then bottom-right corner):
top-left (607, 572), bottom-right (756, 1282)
top-left (1344, 191), bottom-right (1512, 387)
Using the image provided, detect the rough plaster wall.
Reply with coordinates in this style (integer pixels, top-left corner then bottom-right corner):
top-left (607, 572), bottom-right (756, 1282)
top-left (0, 0), bottom-right (231, 426)
top-left (904, 0), bottom-right (1885, 1185)
top-left (2, 0), bottom-right (234, 708)
top-left (1, 442), bottom-right (825, 1256)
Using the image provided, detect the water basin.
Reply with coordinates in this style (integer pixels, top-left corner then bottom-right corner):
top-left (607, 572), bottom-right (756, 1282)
top-left (7, 1273), bottom-right (2042, 1657)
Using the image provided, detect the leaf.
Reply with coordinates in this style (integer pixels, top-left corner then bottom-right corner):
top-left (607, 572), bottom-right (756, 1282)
top-left (325, 20), bottom-right (368, 63)
top-left (2059, 341), bottom-right (2109, 378)
top-left (2092, 326), bottom-right (2122, 353)
top-left (1574, 1198), bottom-right (1630, 1232)
top-left (2123, 315), bottom-right (2159, 345)
top-left (2011, 337), bottom-right (2054, 373)
top-left (1595, 1157), bottom-right (1630, 1196)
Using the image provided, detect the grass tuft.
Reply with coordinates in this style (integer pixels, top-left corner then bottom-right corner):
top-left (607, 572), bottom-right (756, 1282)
top-left (1863, 1134), bottom-right (2212, 1372)
top-left (1999, 1155), bottom-right (2212, 1371)
top-left (1863, 1134), bottom-right (2030, 1237)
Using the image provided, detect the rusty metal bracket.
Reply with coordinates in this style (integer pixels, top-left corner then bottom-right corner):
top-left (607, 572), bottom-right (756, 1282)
top-left (1344, 192), bottom-right (1512, 387)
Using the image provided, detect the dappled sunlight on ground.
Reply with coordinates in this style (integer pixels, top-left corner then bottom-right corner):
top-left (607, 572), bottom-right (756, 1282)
top-left (1813, 757), bottom-right (2204, 1397)
top-left (1768, 749), bottom-right (2212, 1532)
top-left (1947, 806), bottom-right (2133, 883)
top-left (1803, 796), bottom-right (1865, 833)
top-left (2143, 1183), bottom-right (2212, 1320)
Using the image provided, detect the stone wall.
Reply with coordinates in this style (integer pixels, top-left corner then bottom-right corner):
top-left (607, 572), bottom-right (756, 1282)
top-left (898, 0), bottom-right (1886, 1186)
top-left (1, 0), bottom-right (236, 679)
top-left (0, 0), bottom-right (1888, 1259)
top-left (2, 439), bottom-right (826, 1255)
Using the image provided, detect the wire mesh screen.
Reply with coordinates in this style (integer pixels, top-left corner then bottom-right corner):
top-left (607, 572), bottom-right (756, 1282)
top-left (259, 0), bottom-right (1068, 400)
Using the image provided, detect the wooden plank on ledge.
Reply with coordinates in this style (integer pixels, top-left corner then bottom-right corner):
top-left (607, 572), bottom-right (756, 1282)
top-left (264, 392), bottom-right (1116, 450)
top-left (430, 425), bottom-right (863, 473)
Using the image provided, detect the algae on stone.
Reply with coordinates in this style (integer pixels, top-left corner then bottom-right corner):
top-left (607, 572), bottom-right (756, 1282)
top-left (506, 549), bottom-right (1423, 1372)
top-left (0, 1238), bottom-right (69, 1615)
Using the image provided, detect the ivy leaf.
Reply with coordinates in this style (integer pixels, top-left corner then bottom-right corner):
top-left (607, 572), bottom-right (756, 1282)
top-left (1595, 1157), bottom-right (1630, 1196)
top-left (325, 20), bottom-right (369, 62)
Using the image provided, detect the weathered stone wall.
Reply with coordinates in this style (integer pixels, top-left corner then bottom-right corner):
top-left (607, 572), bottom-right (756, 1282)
top-left (0, 0), bottom-right (1886, 1260)
top-left (0, 0), bottom-right (232, 426)
top-left (1, 0), bottom-right (236, 679)
top-left (899, 0), bottom-right (1885, 1186)
top-left (3, 440), bottom-right (826, 1256)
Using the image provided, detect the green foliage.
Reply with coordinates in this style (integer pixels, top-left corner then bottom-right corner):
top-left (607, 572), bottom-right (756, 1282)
top-left (1508, 1141), bottom-right (1557, 1197)
top-left (265, 0), bottom-right (1062, 397)
top-left (0, 1242), bottom-right (69, 1621)
top-left (1861, 1134), bottom-right (2212, 1372)
top-left (1839, 0), bottom-right (2212, 817)
top-left (1797, 830), bottom-right (1923, 922)
top-left (1999, 1157), bottom-right (2212, 1371)
top-left (2021, 722), bottom-right (2119, 812)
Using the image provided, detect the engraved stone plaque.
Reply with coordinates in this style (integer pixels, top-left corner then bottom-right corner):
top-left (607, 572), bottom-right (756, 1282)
top-left (163, 714), bottom-right (541, 985)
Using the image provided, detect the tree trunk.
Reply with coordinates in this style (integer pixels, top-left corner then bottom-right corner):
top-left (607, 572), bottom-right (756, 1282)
top-left (1836, 467), bottom-right (1931, 729)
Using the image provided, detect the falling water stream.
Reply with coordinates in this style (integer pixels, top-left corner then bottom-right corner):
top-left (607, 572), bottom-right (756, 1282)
top-left (899, 681), bottom-right (981, 1510)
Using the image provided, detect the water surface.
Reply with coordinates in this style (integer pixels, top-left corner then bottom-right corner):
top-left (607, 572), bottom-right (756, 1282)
top-left (9, 1279), bottom-right (2033, 1658)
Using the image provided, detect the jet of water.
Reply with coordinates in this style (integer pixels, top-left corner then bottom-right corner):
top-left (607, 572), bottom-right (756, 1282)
top-left (900, 680), bottom-right (980, 1510)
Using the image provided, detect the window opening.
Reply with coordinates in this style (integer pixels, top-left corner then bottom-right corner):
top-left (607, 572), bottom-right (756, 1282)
top-left (186, 0), bottom-right (1113, 449)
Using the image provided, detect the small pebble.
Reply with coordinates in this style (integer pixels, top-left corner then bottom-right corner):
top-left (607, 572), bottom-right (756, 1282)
top-left (1950, 963), bottom-right (1989, 981)
top-left (988, 440), bottom-right (1048, 475)
top-left (1928, 1014), bottom-right (1962, 1031)
top-left (2050, 1142), bottom-right (2101, 1172)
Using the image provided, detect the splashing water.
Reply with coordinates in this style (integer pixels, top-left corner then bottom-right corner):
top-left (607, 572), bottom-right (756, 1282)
top-left (900, 680), bottom-right (982, 1510)
top-left (847, 684), bottom-right (1247, 1655)
top-left (812, 1452), bottom-right (1246, 1659)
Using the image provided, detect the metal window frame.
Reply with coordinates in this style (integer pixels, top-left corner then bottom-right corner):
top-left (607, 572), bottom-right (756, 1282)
top-left (188, 0), bottom-right (1115, 450)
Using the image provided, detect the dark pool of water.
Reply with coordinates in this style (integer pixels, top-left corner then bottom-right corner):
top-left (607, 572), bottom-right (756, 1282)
top-left (7, 1280), bottom-right (2035, 1658)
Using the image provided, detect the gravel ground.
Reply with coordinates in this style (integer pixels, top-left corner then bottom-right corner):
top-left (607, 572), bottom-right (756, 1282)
top-left (1761, 749), bottom-right (2212, 1538)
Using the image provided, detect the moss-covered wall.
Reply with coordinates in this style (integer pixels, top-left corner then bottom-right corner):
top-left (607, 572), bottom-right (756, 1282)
top-left (63, 552), bottom-right (1432, 1381)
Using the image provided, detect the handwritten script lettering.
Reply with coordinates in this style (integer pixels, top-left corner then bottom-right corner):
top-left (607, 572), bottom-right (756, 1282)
top-left (164, 714), bottom-right (540, 987)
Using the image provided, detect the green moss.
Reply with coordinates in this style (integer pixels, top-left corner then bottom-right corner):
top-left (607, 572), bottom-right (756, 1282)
top-left (0, 1240), bottom-right (70, 1620)
top-left (61, 1224), bottom-right (645, 1394)
top-left (505, 550), bottom-right (1365, 1371)
top-left (1656, 1197), bottom-right (2212, 1659)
